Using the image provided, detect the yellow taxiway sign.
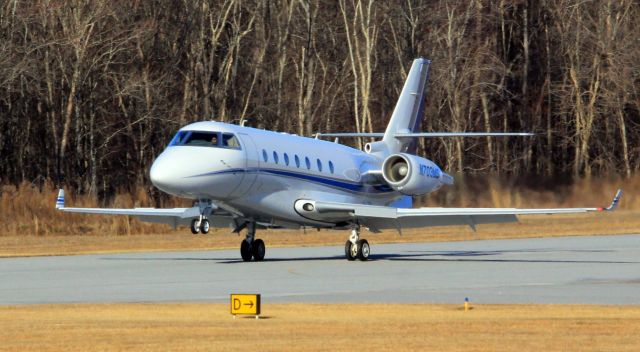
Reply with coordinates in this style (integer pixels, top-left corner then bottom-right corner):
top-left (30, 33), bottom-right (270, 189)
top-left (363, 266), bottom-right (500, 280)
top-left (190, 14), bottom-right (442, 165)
top-left (230, 294), bottom-right (261, 316)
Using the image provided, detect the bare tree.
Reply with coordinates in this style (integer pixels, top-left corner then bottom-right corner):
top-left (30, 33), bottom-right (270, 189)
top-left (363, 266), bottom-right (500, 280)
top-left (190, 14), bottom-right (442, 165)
top-left (0, 0), bottom-right (639, 200)
top-left (340, 0), bottom-right (379, 148)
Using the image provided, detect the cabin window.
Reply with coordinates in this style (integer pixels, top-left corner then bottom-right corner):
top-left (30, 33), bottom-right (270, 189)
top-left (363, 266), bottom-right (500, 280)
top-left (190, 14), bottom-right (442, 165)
top-left (262, 149), bottom-right (268, 162)
top-left (329, 161), bottom-right (335, 174)
top-left (317, 159), bottom-right (323, 172)
top-left (295, 155), bottom-right (300, 168)
top-left (305, 157), bottom-right (311, 170)
top-left (273, 151), bottom-right (279, 164)
top-left (284, 153), bottom-right (290, 166)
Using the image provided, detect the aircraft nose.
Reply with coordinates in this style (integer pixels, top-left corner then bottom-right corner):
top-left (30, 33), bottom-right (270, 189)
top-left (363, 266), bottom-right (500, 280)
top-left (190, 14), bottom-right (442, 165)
top-left (149, 155), bottom-right (174, 192)
top-left (149, 146), bottom-right (244, 199)
top-left (149, 148), bottom-right (197, 194)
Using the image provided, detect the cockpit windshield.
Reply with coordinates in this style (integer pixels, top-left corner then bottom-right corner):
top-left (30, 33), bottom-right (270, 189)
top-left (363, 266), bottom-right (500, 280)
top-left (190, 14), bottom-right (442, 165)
top-left (168, 131), bottom-right (241, 149)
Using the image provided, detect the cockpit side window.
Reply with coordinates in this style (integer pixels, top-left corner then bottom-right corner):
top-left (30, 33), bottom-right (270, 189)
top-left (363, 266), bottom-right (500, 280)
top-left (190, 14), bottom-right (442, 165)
top-left (222, 133), bottom-right (241, 149)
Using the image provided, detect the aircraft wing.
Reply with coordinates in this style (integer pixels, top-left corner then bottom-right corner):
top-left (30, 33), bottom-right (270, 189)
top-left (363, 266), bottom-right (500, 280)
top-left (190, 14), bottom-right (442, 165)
top-left (294, 189), bottom-right (622, 232)
top-left (55, 189), bottom-right (234, 228)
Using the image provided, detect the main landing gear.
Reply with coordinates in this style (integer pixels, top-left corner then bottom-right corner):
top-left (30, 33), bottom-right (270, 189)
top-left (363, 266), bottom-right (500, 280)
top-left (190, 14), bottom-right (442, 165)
top-left (239, 222), bottom-right (265, 262)
top-left (344, 226), bottom-right (370, 261)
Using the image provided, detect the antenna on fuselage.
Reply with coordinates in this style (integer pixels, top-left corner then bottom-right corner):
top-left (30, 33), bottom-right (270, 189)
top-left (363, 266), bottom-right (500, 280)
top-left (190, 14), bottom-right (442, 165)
top-left (233, 118), bottom-right (254, 127)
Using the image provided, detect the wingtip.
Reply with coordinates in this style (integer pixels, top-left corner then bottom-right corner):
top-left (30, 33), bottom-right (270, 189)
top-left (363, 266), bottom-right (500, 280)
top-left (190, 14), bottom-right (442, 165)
top-left (55, 188), bottom-right (65, 209)
top-left (604, 188), bottom-right (622, 211)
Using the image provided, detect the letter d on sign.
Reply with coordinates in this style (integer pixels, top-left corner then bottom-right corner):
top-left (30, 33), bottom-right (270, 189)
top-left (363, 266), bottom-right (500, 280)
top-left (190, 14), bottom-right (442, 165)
top-left (230, 294), bottom-right (261, 317)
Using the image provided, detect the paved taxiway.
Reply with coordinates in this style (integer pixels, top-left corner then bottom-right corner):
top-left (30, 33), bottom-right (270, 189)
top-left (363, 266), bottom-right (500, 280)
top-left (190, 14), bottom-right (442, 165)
top-left (1, 234), bottom-right (639, 305)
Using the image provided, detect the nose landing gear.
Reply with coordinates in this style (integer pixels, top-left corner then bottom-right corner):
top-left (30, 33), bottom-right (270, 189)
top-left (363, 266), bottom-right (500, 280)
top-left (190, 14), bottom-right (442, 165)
top-left (190, 199), bottom-right (213, 234)
top-left (345, 226), bottom-right (370, 261)
top-left (239, 222), bottom-right (265, 262)
top-left (190, 217), bottom-right (210, 234)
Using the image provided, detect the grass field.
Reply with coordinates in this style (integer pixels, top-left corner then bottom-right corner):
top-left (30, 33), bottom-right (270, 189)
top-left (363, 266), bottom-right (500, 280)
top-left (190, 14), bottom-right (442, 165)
top-left (1, 303), bottom-right (639, 351)
top-left (1, 211), bottom-right (638, 257)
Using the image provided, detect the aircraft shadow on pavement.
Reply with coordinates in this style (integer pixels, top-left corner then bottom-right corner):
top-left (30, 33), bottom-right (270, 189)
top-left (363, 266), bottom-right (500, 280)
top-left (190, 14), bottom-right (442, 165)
top-left (102, 255), bottom-right (349, 263)
top-left (370, 248), bottom-right (637, 264)
top-left (101, 248), bottom-right (638, 265)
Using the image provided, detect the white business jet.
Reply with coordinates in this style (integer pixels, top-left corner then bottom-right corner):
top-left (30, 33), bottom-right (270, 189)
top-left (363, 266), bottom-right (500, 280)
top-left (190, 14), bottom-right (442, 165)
top-left (56, 58), bottom-right (622, 262)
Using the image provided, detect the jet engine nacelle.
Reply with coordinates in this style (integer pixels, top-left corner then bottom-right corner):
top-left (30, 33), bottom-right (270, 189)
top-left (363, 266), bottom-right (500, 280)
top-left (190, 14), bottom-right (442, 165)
top-left (381, 153), bottom-right (443, 196)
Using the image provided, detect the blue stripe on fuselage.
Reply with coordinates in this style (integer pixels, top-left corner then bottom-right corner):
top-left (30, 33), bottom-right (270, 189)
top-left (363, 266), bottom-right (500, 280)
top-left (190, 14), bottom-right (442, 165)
top-left (189, 168), bottom-right (393, 194)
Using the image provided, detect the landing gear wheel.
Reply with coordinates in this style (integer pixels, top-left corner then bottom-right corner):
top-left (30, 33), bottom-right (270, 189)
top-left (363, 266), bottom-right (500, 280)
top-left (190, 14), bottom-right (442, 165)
top-left (240, 239), bottom-right (253, 262)
top-left (252, 239), bottom-right (265, 261)
top-left (356, 239), bottom-right (370, 261)
top-left (345, 240), bottom-right (357, 261)
top-left (190, 219), bottom-right (200, 234)
top-left (200, 219), bottom-right (210, 234)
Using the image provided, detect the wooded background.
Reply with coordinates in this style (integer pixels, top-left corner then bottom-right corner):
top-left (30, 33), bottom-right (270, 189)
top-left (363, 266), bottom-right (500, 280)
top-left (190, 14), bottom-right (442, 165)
top-left (1, 0), bottom-right (638, 200)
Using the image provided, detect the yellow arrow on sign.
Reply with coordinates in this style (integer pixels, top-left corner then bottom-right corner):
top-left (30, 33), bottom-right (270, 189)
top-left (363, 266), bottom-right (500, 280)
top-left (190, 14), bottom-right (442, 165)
top-left (230, 294), bottom-right (260, 316)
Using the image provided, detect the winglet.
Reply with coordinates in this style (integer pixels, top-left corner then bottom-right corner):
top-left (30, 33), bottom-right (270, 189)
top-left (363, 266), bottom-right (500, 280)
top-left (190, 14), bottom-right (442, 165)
top-left (55, 189), bottom-right (65, 209)
top-left (603, 189), bottom-right (622, 211)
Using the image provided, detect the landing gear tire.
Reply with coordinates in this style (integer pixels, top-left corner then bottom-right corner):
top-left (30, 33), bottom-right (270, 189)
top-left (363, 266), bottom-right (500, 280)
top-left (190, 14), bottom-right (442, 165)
top-left (239, 222), bottom-right (262, 262)
top-left (252, 239), bottom-right (265, 261)
top-left (240, 239), bottom-right (253, 262)
top-left (200, 219), bottom-right (210, 234)
top-left (190, 219), bottom-right (200, 234)
top-left (356, 239), bottom-right (370, 261)
top-left (345, 240), bottom-right (357, 261)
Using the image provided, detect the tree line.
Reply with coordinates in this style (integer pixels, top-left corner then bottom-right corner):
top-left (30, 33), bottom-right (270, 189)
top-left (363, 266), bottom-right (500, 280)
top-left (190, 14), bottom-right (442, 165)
top-left (0, 0), bottom-right (638, 200)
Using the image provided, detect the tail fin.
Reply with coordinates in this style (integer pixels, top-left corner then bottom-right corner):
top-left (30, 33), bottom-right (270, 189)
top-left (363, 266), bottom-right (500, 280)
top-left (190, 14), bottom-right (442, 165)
top-left (382, 58), bottom-right (431, 154)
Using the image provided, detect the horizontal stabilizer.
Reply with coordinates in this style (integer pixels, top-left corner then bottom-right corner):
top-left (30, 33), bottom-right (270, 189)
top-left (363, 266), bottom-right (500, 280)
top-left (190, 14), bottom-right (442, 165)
top-left (394, 132), bottom-right (535, 138)
top-left (315, 132), bottom-right (384, 138)
top-left (314, 132), bottom-right (534, 139)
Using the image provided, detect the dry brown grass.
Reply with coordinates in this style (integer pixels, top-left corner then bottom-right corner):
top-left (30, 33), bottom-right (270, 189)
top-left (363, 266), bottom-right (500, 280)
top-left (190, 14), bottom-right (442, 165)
top-left (0, 303), bottom-right (639, 351)
top-left (0, 181), bottom-right (186, 237)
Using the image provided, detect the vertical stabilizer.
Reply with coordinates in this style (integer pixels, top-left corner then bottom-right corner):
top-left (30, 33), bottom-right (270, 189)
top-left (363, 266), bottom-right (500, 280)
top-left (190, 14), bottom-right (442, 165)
top-left (382, 58), bottom-right (431, 154)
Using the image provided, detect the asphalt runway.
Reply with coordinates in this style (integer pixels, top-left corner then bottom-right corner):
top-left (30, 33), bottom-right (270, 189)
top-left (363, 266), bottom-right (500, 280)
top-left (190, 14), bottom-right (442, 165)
top-left (2, 234), bottom-right (639, 305)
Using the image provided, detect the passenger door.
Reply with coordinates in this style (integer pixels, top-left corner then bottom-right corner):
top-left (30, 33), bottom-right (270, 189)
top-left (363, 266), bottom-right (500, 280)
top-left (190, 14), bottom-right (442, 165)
top-left (229, 133), bottom-right (259, 198)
